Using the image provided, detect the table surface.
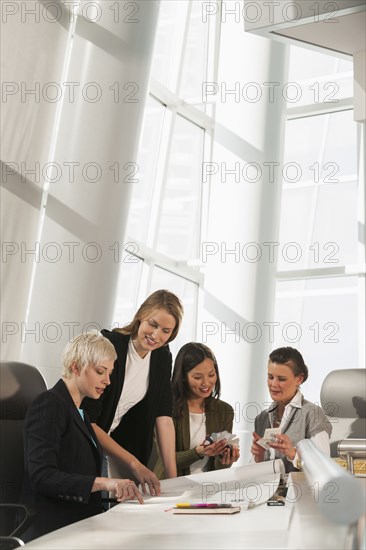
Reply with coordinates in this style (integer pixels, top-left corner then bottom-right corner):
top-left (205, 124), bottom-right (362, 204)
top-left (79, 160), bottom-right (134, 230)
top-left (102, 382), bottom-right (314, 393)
top-left (23, 473), bottom-right (359, 550)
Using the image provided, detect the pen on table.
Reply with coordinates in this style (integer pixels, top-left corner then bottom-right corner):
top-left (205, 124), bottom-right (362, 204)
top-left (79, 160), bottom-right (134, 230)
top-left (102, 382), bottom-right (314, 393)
top-left (175, 503), bottom-right (232, 508)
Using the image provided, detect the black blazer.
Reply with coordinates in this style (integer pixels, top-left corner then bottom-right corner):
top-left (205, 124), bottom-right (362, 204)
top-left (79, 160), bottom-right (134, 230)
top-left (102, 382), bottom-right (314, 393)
top-left (23, 379), bottom-right (103, 541)
top-left (82, 331), bottom-right (173, 466)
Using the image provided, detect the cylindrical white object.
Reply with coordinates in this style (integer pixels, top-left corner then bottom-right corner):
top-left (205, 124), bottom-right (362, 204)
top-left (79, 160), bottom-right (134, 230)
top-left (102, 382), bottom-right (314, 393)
top-left (298, 439), bottom-right (365, 525)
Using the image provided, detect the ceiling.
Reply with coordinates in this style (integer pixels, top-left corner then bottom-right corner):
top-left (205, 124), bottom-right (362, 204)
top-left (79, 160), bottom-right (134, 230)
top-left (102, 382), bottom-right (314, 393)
top-left (272, 10), bottom-right (366, 57)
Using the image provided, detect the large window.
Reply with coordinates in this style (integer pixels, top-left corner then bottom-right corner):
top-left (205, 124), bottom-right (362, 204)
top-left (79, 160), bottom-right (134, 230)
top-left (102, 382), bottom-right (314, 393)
top-left (112, 9), bottom-right (364, 402)
top-left (274, 46), bottom-right (363, 403)
top-left (112, 0), bottom-right (219, 355)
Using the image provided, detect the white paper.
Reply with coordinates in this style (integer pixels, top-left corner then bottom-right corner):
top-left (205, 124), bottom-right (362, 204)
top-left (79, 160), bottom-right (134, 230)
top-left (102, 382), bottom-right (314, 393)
top-left (160, 459), bottom-right (285, 507)
top-left (257, 427), bottom-right (281, 450)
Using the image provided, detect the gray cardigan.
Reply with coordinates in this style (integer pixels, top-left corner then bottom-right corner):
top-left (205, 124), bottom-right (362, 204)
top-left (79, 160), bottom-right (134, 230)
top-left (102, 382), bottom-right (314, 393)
top-left (254, 396), bottom-right (332, 473)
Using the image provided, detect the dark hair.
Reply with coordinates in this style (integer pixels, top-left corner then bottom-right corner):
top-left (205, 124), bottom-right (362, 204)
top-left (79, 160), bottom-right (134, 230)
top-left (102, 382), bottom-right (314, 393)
top-left (172, 342), bottom-right (221, 419)
top-left (269, 346), bottom-right (308, 383)
top-left (113, 289), bottom-right (183, 344)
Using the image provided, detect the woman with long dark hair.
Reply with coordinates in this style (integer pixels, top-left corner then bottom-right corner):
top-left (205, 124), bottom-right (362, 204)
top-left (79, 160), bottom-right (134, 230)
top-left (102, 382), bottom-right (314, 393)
top-left (155, 342), bottom-right (239, 478)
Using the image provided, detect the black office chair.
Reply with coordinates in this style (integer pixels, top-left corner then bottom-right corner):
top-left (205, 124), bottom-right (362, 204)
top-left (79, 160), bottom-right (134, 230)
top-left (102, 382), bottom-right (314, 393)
top-left (0, 362), bottom-right (47, 548)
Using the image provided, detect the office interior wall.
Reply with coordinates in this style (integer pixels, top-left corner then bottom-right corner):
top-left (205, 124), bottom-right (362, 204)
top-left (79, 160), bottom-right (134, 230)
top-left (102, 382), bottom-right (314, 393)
top-left (1, 5), bottom-right (71, 361)
top-left (1, 1), bottom-right (363, 456)
top-left (1, 0), bottom-right (160, 386)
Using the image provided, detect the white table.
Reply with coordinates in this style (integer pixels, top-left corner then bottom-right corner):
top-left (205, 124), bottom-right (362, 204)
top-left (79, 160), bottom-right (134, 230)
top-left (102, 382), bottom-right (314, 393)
top-left (23, 473), bottom-right (357, 550)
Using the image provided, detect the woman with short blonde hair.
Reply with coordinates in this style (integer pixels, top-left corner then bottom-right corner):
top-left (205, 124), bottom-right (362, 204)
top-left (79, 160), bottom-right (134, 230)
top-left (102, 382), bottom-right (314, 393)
top-left (24, 332), bottom-right (142, 542)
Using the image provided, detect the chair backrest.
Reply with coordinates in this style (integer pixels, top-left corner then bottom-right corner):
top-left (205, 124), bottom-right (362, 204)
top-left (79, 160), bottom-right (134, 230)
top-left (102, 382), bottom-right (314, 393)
top-left (320, 368), bottom-right (366, 457)
top-left (0, 362), bottom-right (47, 513)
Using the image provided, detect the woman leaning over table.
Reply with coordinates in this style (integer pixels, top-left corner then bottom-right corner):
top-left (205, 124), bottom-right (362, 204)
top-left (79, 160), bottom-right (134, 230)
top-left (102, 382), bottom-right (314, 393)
top-left (23, 332), bottom-right (143, 542)
top-left (251, 346), bottom-right (332, 473)
top-left (155, 342), bottom-right (240, 478)
top-left (82, 289), bottom-right (184, 495)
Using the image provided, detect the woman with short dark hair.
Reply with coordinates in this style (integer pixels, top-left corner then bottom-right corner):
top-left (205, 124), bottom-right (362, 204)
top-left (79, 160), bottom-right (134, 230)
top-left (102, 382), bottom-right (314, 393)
top-left (251, 346), bottom-right (332, 472)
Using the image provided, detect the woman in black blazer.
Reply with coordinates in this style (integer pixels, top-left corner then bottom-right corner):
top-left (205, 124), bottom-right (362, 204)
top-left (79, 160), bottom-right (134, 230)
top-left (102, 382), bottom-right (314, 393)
top-left (82, 290), bottom-right (184, 496)
top-left (23, 332), bottom-right (143, 542)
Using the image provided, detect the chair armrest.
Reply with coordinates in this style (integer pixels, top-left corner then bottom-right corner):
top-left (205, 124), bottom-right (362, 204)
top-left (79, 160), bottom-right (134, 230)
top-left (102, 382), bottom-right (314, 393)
top-left (0, 503), bottom-right (35, 538)
top-left (0, 535), bottom-right (25, 549)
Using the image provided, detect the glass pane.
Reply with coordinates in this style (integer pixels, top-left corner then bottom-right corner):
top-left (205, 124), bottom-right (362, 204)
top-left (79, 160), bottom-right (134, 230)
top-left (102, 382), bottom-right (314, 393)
top-left (277, 180), bottom-right (358, 269)
top-left (150, 0), bottom-right (189, 92)
top-left (180, 0), bottom-right (209, 108)
top-left (278, 110), bottom-right (358, 270)
top-left (289, 45), bottom-right (352, 82)
top-left (274, 277), bottom-right (359, 404)
top-left (283, 110), bottom-right (357, 184)
top-left (156, 115), bottom-right (204, 261)
top-left (112, 252), bottom-right (143, 329)
top-left (322, 110), bottom-right (358, 178)
top-left (149, 266), bottom-right (198, 357)
top-left (126, 97), bottom-right (165, 243)
top-left (287, 45), bottom-right (353, 108)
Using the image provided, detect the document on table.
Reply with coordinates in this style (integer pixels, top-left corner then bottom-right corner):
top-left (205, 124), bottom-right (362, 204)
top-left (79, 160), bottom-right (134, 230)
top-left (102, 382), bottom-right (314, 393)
top-left (160, 459), bottom-right (285, 508)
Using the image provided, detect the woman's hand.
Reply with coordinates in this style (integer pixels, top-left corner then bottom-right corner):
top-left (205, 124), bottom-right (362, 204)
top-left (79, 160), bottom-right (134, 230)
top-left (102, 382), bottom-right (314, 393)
top-left (195, 439), bottom-right (228, 458)
top-left (268, 434), bottom-right (296, 460)
top-left (92, 477), bottom-right (144, 504)
top-left (130, 461), bottom-right (161, 497)
top-left (251, 432), bottom-right (265, 463)
top-left (219, 444), bottom-right (240, 465)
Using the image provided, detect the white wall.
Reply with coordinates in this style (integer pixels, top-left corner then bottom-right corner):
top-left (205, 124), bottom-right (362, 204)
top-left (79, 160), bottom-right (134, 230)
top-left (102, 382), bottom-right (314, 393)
top-left (1, 0), bottom-right (160, 386)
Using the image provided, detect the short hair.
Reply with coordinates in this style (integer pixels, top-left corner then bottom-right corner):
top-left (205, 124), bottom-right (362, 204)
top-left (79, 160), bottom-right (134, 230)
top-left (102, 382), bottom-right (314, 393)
top-left (62, 331), bottom-right (117, 379)
top-left (172, 342), bottom-right (221, 418)
top-left (269, 346), bottom-right (308, 383)
top-left (114, 289), bottom-right (184, 344)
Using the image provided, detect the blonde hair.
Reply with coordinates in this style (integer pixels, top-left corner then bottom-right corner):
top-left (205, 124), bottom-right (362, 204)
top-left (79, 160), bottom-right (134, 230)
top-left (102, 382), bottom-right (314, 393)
top-left (62, 331), bottom-right (117, 379)
top-left (114, 289), bottom-right (183, 344)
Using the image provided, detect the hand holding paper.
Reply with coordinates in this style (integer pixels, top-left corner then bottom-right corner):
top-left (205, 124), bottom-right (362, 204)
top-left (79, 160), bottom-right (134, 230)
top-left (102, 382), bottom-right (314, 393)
top-left (198, 431), bottom-right (240, 462)
top-left (203, 430), bottom-right (239, 447)
top-left (256, 428), bottom-right (281, 450)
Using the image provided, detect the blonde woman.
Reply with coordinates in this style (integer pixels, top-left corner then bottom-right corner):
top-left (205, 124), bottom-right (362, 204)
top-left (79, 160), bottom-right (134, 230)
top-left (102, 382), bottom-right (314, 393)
top-left (82, 290), bottom-right (184, 495)
top-left (24, 332), bottom-right (143, 542)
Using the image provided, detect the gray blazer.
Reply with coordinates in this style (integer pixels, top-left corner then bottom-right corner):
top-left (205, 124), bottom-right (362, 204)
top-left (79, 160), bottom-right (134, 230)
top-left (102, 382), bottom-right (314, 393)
top-left (254, 396), bottom-right (332, 472)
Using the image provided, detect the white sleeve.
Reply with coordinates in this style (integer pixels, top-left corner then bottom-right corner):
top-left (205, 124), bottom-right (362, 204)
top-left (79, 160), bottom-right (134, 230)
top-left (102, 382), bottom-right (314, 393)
top-left (288, 430), bottom-right (331, 467)
top-left (310, 430), bottom-right (331, 456)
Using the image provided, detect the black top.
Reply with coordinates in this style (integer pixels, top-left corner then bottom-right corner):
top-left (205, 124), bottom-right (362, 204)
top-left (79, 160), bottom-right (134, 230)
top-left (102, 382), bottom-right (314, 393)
top-left (23, 379), bottom-right (103, 541)
top-left (82, 330), bottom-right (173, 466)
